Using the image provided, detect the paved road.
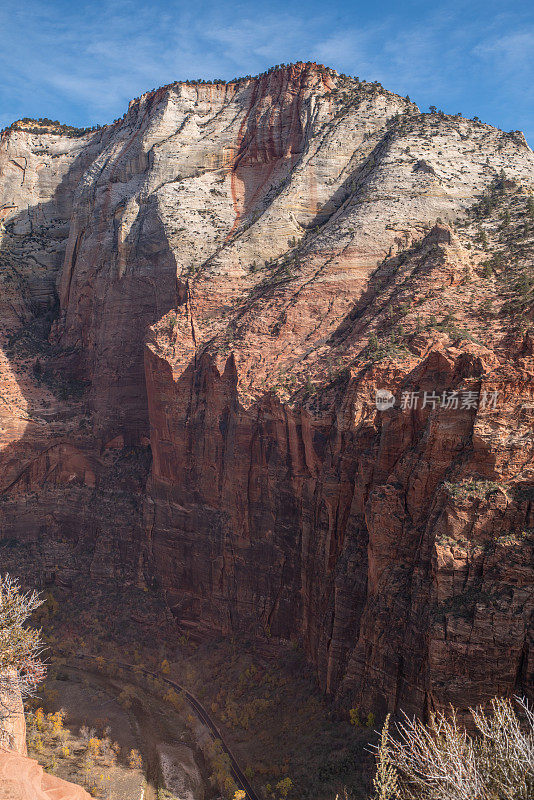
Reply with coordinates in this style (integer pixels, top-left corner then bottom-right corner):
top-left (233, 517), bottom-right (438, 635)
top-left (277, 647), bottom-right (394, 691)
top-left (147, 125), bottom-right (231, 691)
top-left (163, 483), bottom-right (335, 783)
top-left (70, 655), bottom-right (260, 800)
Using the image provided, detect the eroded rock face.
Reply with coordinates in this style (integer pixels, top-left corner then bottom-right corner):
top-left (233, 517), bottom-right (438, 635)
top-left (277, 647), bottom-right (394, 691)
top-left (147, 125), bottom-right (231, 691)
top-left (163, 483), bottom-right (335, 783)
top-left (0, 748), bottom-right (91, 800)
top-left (0, 63), bottom-right (533, 718)
top-left (0, 672), bottom-right (27, 755)
top-left (0, 679), bottom-right (89, 798)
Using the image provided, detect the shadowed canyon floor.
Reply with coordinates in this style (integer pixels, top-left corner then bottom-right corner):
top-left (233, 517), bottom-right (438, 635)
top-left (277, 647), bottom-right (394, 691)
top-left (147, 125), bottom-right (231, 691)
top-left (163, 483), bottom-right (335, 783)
top-left (0, 61), bottom-right (533, 799)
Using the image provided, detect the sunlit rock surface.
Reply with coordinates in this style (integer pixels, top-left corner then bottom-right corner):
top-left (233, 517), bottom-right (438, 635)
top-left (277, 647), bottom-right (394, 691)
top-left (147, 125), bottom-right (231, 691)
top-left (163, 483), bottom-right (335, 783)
top-left (0, 63), bottom-right (532, 718)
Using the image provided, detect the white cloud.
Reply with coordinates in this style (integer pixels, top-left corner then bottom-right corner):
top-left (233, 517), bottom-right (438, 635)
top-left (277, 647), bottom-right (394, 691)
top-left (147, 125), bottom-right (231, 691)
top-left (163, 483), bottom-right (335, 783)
top-left (473, 29), bottom-right (534, 83)
top-left (0, 0), bottom-right (532, 143)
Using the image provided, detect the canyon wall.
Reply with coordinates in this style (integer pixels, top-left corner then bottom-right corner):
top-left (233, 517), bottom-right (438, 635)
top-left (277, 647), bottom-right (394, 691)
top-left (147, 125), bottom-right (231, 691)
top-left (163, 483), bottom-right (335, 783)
top-left (0, 63), bottom-right (532, 719)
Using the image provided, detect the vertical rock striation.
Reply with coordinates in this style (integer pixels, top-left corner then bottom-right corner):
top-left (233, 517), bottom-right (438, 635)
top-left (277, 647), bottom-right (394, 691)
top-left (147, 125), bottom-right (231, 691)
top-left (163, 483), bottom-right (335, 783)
top-left (0, 63), bottom-right (533, 718)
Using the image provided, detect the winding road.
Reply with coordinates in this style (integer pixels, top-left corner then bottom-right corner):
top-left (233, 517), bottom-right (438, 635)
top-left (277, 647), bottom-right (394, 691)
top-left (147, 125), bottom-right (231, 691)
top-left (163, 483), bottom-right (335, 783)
top-left (70, 655), bottom-right (260, 800)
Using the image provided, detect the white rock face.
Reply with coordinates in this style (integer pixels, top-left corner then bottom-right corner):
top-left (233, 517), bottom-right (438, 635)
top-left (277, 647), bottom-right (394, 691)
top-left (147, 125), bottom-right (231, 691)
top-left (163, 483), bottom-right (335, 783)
top-left (158, 743), bottom-right (205, 800)
top-left (0, 127), bottom-right (101, 273)
top-left (0, 63), bottom-right (533, 439)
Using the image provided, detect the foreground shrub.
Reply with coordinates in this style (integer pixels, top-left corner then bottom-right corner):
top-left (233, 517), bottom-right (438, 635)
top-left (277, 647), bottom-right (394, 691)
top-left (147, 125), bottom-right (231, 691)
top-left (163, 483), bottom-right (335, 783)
top-left (0, 574), bottom-right (45, 746)
top-left (372, 697), bottom-right (534, 800)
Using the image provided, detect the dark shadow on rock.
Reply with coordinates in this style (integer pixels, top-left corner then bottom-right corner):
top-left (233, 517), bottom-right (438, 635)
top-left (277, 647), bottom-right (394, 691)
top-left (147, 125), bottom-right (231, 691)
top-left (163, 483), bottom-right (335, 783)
top-left (0, 128), bottom-right (173, 643)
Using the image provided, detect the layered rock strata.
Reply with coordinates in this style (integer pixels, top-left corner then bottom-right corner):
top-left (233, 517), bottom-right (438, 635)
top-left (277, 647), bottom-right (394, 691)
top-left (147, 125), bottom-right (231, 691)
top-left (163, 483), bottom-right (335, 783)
top-left (0, 63), bottom-right (532, 718)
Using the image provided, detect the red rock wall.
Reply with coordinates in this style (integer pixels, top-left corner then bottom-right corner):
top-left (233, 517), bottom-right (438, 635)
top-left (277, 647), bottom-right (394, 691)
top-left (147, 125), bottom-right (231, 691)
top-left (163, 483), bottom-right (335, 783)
top-left (0, 65), bottom-right (532, 722)
top-left (144, 344), bottom-right (533, 717)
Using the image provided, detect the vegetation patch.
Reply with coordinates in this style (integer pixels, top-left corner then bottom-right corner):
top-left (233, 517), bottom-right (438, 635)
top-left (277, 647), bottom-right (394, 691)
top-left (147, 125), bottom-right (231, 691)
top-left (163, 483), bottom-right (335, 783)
top-left (443, 478), bottom-right (504, 500)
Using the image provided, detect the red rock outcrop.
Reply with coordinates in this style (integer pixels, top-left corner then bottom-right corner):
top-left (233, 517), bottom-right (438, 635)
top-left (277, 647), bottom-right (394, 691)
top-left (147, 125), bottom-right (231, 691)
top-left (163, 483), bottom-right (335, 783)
top-left (0, 748), bottom-right (91, 800)
top-left (0, 672), bottom-right (27, 755)
top-left (0, 64), bottom-right (532, 721)
top-left (0, 678), bottom-right (89, 798)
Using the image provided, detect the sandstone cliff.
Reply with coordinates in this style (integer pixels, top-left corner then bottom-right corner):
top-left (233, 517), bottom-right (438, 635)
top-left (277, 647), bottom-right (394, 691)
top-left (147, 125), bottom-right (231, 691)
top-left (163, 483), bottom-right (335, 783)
top-left (0, 62), bottom-right (532, 720)
top-left (0, 671), bottom-right (27, 755)
top-left (0, 748), bottom-right (92, 799)
top-left (0, 675), bottom-right (91, 799)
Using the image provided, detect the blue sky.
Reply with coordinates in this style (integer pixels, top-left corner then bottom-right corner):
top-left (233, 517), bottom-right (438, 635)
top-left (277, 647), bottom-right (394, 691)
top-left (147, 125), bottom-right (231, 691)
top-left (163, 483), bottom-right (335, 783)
top-left (1, 0), bottom-right (533, 143)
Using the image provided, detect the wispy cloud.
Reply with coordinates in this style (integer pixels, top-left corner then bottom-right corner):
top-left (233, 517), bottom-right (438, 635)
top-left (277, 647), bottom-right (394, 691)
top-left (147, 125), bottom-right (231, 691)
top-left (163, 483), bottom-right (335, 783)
top-left (0, 0), bottom-right (532, 143)
top-left (473, 27), bottom-right (534, 92)
top-left (473, 29), bottom-right (534, 63)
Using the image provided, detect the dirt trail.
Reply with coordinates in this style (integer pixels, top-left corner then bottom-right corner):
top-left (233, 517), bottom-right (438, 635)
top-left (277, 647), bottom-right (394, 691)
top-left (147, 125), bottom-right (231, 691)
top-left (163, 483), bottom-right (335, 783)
top-left (59, 664), bottom-right (211, 800)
